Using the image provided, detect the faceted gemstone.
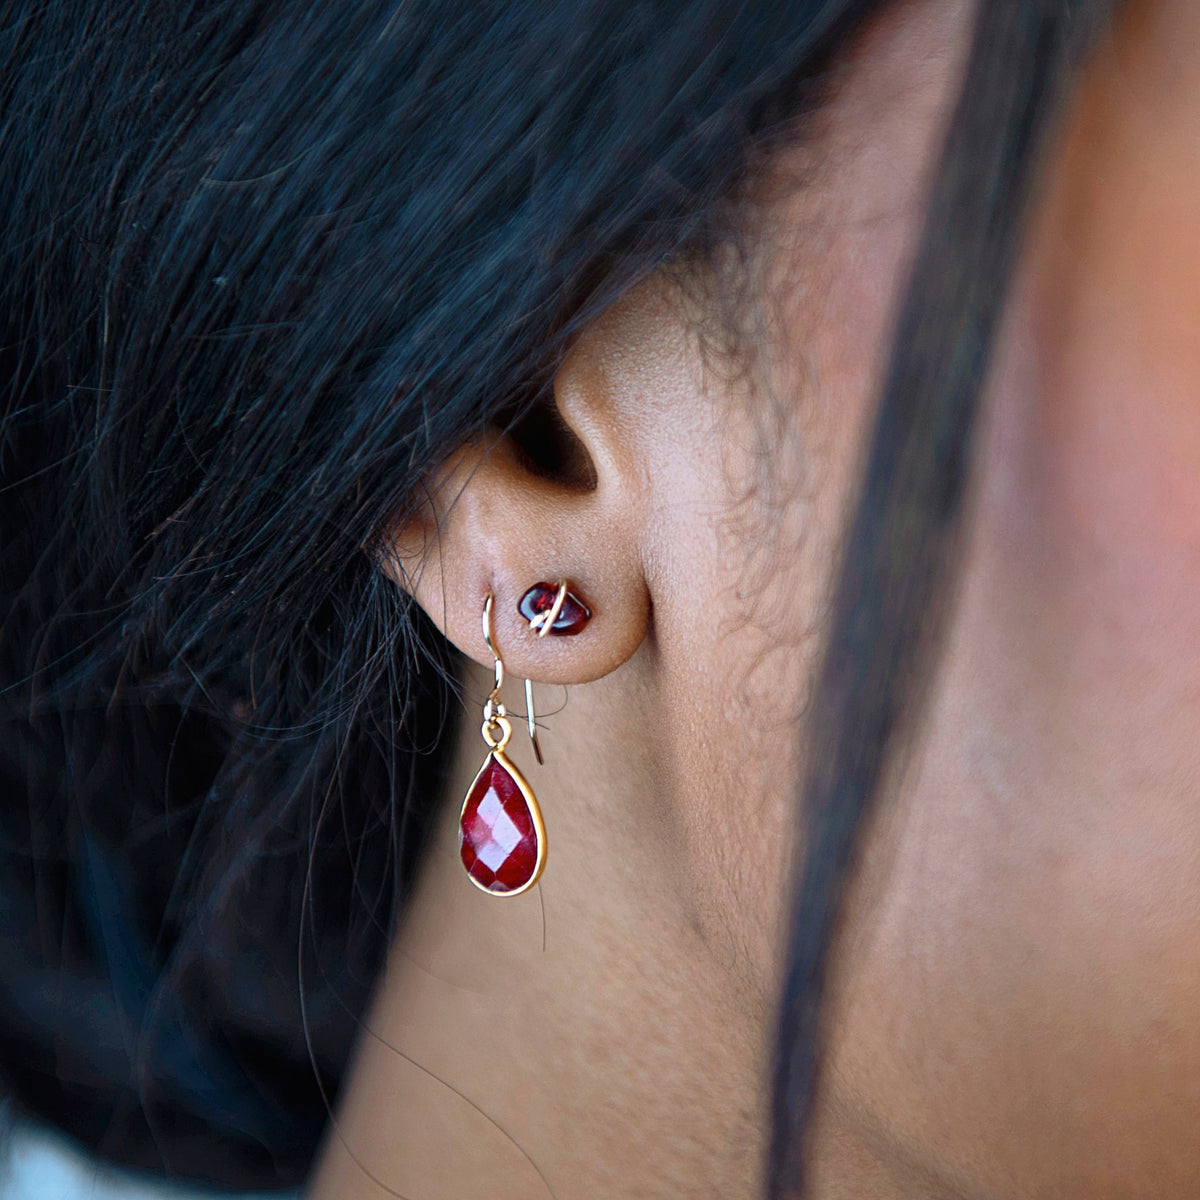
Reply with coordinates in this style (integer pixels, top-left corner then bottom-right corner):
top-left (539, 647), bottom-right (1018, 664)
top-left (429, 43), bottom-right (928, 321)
top-left (518, 581), bottom-right (591, 636)
top-left (459, 754), bottom-right (541, 894)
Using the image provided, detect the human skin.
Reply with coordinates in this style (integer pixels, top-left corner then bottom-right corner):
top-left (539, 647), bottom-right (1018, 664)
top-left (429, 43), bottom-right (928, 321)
top-left (311, 1), bottom-right (1200, 1196)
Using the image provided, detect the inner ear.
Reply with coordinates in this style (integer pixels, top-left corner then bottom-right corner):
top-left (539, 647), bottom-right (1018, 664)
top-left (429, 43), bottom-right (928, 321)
top-left (504, 396), bottom-right (598, 492)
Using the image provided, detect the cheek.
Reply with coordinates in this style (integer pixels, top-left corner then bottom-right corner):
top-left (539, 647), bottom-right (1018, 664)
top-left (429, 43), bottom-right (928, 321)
top-left (810, 25), bottom-right (1200, 1193)
top-left (816, 579), bottom-right (1200, 1199)
top-left (812, 366), bottom-right (1200, 1200)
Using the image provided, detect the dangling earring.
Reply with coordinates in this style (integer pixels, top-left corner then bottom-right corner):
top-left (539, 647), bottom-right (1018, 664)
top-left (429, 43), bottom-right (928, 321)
top-left (458, 593), bottom-right (547, 897)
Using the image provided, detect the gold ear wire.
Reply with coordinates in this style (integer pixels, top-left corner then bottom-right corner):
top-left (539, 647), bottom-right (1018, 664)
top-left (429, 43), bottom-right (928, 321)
top-left (524, 678), bottom-right (544, 765)
top-left (521, 579), bottom-right (566, 764)
top-left (482, 591), bottom-right (503, 698)
top-left (484, 591), bottom-right (544, 765)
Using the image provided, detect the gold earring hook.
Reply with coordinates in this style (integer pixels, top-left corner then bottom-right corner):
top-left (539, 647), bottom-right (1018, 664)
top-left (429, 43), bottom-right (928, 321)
top-left (482, 591), bottom-right (503, 698)
top-left (483, 591), bottom-right (544, 765)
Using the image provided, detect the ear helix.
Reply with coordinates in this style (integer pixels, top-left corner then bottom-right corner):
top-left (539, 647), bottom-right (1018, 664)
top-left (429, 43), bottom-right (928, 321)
top-left (456, 581), bottom-right (592, 897)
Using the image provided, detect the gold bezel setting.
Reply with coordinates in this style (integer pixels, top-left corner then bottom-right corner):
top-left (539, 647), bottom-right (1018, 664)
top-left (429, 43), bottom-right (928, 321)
top-left (459, 748), bottom-right (547, 898)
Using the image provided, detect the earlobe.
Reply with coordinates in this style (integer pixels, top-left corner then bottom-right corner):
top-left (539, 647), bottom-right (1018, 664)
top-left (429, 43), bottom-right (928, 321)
top-left (381, 422), bottom-right (651, 686)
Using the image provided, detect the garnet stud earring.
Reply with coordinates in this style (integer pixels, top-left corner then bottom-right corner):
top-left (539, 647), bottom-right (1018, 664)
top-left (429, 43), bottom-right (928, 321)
top-left (518, 580), bottom-right (591, 637)
top-left (458, 593), bottom-right (547, 897)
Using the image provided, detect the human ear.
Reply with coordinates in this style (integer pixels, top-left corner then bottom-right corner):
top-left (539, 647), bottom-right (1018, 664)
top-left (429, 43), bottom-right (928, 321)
top-left (380, 363), bottom-right (653, 685)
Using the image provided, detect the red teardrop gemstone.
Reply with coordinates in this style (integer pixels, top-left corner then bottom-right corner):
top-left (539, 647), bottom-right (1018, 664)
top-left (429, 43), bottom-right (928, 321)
top-left (518, 581), bottom-right (591, 636)
top-left (459, 755), bottom-right (541, 894)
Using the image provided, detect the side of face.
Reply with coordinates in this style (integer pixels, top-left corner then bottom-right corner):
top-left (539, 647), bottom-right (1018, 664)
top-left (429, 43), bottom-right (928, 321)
top-left (810, 2), bottom-right (1200, 1195)
top-left (360, 2), bottom-right (1200, 1197)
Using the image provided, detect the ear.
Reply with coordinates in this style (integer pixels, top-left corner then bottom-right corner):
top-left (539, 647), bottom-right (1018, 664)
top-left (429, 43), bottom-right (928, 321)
top-left (381, 347), bottom-right (653, 685)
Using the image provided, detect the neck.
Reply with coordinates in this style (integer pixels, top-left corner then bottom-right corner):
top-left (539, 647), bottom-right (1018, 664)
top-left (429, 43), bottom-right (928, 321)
top-left (311, 654), bottom-right (770, 1199)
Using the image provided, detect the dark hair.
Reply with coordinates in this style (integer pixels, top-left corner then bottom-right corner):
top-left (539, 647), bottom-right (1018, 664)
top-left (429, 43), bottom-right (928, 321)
top-left (0, 0), bottom-right (1111, 1194)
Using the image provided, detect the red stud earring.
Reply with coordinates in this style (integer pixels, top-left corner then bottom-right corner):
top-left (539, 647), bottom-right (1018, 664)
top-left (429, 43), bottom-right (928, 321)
top-left (518, 580), bottom-right (591, 636)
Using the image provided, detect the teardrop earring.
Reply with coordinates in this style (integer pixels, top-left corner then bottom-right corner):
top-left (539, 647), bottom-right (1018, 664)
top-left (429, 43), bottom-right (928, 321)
top-left (458, 593), bottom-right (547, 897)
